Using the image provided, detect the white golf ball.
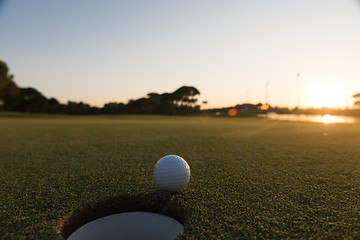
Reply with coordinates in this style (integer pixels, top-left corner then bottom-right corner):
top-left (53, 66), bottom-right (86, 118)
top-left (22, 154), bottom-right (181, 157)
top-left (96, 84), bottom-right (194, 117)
top-left (154, 155), bottom-right (191, 192)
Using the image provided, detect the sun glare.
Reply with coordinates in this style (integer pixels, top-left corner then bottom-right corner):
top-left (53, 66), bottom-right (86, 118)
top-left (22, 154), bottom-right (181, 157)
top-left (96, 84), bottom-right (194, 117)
top-left (321, 114), bottom-right (333, 124)
top-left (308, 81), bottom-right (345, 108)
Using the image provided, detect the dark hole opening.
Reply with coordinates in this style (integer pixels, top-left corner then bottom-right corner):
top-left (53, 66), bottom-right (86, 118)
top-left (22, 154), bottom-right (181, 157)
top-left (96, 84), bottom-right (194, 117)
top-left (60, 192), bottom-right (188, 239)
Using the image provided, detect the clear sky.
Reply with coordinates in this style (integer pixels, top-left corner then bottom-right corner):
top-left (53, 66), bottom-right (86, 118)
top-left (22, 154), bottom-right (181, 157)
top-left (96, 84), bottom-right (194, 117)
top-left (1, 0), bottom-right (360, 109)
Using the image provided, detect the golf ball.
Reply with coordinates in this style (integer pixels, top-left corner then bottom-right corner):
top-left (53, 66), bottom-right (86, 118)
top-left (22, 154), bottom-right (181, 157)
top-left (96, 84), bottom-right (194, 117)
top-left (154, 155), bottom-right (191, 192)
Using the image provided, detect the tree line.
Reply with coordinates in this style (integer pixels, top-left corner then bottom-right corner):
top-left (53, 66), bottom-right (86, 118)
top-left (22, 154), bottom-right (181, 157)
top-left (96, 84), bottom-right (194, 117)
top-left (0, 60), bottom-right (201, 115)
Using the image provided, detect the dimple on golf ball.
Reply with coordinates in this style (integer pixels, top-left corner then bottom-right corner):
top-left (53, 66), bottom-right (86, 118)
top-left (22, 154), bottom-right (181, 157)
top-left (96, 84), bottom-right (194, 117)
top-left (154, 155), bottom-right (191, 192)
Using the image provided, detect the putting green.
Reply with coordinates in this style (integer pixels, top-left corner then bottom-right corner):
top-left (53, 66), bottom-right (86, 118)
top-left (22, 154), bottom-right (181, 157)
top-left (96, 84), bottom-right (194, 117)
top-left (1, 114), bottom-right (360, 239)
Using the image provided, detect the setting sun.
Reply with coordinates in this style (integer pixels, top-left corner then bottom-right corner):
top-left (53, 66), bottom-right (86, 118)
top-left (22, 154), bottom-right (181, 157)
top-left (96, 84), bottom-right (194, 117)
top-left (308, 81), bottom-right (345, 108)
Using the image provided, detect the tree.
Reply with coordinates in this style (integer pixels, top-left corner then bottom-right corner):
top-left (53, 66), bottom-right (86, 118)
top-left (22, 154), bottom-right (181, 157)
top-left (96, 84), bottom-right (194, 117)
top-left (102, 102), bottom-right (127, 114)
top-left (48, 98), bottom-right (60, 113)
top-left (172, 86), bottom-right (200, 107)
top-left (0, 60), bottom-right (8, 76)
top-left (13, 88), bottom-right (49, 113)
top-left (353, 93), bottom-right (360, 107)
top-left (0, 60), bottom-right (19, 110)
top-left (127, 98), bottom-right (149, 114)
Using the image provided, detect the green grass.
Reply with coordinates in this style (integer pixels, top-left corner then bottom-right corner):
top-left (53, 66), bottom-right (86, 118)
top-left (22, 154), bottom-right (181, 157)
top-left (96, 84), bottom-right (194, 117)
top-left (1, 114), bottom-right (360, 239)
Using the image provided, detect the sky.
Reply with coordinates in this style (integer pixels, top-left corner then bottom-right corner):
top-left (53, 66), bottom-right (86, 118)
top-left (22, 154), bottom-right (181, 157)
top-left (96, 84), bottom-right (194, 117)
top-left (1, 0), bottom-right (360, 109)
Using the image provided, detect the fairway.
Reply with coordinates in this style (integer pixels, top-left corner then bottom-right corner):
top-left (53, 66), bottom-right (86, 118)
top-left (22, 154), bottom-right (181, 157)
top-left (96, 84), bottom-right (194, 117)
top-left (1, 114), bottom-right (360, 239)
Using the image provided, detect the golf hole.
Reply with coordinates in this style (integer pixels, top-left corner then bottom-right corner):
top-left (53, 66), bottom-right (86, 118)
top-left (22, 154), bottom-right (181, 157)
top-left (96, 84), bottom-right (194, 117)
top-left (67, 212), bottom-right (184, 240)
top-left (60, 193), bottom-right (187, 240)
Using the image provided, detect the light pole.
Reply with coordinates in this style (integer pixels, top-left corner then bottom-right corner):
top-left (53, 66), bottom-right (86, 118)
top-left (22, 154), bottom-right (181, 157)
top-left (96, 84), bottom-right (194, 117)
top-left (345, 88), bottom-right (349, 110)
top-left (245, 89), bottom-right (249, 112)
top-left (266, 80), bottom-right (270, 105)
top-left (296, 73), bottom-right (301, 109)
